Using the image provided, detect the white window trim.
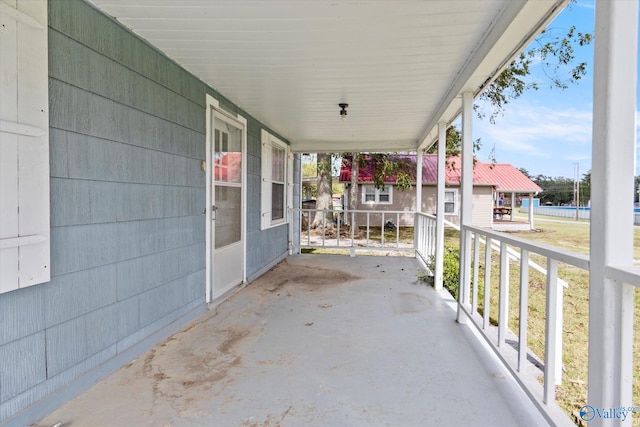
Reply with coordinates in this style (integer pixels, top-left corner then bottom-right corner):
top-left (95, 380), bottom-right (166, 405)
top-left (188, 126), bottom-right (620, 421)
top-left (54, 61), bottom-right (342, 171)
top-left (261, 130), bottom-right (290, 229)
top-left (361, 185), bottom-right (393, 205)
top-left (444, 188), bottom-right (459, 215)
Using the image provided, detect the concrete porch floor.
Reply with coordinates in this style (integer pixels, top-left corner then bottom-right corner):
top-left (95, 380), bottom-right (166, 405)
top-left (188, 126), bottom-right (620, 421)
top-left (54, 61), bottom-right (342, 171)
top-left (36, 255), bottom-right (548, 427)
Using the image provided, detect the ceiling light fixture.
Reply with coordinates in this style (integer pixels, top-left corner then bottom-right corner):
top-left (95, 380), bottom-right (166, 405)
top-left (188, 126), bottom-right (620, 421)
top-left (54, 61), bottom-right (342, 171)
top-left (339, 103), bottom-right (348, 121)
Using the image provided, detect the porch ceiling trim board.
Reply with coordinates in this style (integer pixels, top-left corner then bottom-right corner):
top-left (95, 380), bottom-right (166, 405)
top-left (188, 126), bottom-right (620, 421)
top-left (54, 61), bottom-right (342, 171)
top-left (86, 0), bottom-right (568, 153)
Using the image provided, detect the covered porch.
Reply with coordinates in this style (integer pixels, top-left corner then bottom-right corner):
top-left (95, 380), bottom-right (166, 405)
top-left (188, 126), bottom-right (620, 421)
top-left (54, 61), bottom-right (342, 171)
top-left (1, 0), bottom-right (638, 426)
top-left (36, 255), bottom-right (547, 427)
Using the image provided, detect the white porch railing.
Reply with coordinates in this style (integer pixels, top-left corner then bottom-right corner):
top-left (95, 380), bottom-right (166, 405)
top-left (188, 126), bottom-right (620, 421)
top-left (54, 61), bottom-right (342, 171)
top-left (291, 208), bottom-right (415, 254)
top-left (447, 223), bottom-right (640, 425)
top-left (414, 212), bottom-right (437, 267)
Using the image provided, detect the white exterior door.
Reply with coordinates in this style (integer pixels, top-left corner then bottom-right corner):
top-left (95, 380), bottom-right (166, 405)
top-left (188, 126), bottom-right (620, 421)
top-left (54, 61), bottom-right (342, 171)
top-left (210, 110), bottom-right (244, 299)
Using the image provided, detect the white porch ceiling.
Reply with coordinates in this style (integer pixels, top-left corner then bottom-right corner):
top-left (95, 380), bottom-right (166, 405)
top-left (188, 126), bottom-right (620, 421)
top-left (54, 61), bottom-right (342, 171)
top-left (87, 0), bottom-right (568, 152)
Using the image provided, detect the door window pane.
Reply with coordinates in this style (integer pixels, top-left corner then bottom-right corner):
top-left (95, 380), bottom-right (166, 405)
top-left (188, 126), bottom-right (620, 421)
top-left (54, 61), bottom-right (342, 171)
top-left (215, 186), bottom-right (241, 248)
top-left (214, 122), bottom-right (242, 184)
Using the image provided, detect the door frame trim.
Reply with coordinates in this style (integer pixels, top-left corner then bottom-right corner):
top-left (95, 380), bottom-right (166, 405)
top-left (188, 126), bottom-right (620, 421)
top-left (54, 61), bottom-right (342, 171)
top-left (205, 93), bottom-right (247, 303)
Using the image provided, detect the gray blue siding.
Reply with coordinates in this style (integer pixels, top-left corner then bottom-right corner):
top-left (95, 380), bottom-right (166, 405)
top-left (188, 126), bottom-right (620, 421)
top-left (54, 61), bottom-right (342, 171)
top-left (0, 0), bottom-right (297, 423)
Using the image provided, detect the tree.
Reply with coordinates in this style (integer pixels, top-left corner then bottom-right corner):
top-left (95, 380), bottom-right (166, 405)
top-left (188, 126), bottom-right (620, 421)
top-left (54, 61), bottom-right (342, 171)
top-left (348, 153), bottom-right (361, 230)
top-left (311, 153), bottom-right (334, 228)
top-left (477, 23), bottom-right (592, 122)
top-left (531, 175), bottom-right (575, 205)
top-left (580, 170), bottom-right (591, 206)
top-left (518, 168), bottom-right (531, 178)
top-left (426, 126), bottom-right (463, 157)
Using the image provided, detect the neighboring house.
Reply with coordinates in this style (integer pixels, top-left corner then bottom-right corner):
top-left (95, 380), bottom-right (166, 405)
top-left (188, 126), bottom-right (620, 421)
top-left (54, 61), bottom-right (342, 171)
top-left (339, 155), bottom-right (542, 228)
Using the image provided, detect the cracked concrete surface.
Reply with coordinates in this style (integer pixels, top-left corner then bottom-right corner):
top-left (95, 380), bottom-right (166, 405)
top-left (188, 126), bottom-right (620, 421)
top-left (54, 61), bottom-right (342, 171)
top-left (35, 255), bottom-right (547, 427)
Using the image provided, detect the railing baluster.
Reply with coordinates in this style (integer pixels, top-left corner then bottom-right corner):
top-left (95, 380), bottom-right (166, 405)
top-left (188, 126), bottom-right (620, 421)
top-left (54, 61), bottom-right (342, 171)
top-left (472, 233), bottom-right (480, 314)
top-left (307, 209), bottom-right (311, 245)
top-left (483, 237), bottom-right (491, 329)
top-left (518, 249), bottom-right (529, 372)
top-left (544, 257), bottom-right (558, 404)
top-left (366, 213), bottom-right (370, 247)
top-left (321, 210), bottom-right (326, 247)
top-left (396, 212), bottom-right (400, 248)
top-left (350, 210), bottom-right (355, 246)
top-left (332, 214), bottom-right (340, 247)
top-left (498, 241), bottom-right (509, 347)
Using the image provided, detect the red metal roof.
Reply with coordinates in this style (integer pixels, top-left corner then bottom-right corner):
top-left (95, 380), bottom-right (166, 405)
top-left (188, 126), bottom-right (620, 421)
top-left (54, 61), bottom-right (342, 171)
top-left (339, 154), bottom-right (542, 193)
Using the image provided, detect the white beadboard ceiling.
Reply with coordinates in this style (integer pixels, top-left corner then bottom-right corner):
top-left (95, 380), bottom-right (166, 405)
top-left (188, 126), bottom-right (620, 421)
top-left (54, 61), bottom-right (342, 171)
top-left (88, 0), bottom-right (568, 152)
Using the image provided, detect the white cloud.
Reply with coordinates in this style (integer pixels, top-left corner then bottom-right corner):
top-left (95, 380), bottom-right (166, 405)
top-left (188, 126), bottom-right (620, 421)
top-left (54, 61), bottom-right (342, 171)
top-left (475, 102), bottom-right (593, 156)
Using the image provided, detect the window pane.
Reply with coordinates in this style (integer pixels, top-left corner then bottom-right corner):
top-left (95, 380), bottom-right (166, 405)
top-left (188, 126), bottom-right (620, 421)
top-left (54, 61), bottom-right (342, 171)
top-left (272, 146), bottom-right (285, 182)
top-left (272, 183), bottom-right (284, 220)
top-left (215, 186), bottom-right (241, 248)
top-left (363, 186), bottom-right (375, 202)
top-left (444, 191), bottom-right (455, 202)
top-left (379, 187), bottom-right (390, 202)
top-left (444, 202), bottom-right (455, 213)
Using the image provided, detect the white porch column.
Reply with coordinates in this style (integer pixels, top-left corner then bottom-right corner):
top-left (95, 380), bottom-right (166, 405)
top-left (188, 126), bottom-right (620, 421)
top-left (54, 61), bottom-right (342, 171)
top-left (457, 91), bottom-right (473, 323)
top-left (416, 149), bottom-right (423, 213)
top-left (510, 191), bottom-right (515, 221)
top-left (589, 0), bottom-right (637, 421)
top-left (528, 193), bottom-right (534, 230)
top-left (435, 122), bottom-right (446, 291)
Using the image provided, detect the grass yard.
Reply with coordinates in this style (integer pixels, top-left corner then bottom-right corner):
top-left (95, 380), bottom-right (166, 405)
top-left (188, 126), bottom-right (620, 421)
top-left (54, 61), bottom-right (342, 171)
top-left (441, 220), bottom-right (640, 426)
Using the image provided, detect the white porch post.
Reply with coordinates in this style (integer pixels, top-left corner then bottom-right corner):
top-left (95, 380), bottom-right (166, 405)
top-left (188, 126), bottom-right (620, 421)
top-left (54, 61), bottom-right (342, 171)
top-left (416, 149), bottom-right (423, 213)
top-left (435, 122), bottom-right (446, 291)
top-left (457, 91), bottom-right (473, 323)
top-left (528, 193), bottom-right (534, 230)
top-left (589, 0), bottom-right (637, 422)
top-left (510, 191), bottom-right (515, 221)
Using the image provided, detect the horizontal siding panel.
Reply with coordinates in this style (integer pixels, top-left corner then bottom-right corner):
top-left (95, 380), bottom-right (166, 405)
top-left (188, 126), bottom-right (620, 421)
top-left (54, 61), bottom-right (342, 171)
top-left (51, 180), bottom-right (203, 227)
top-left (57, 130), bottom-right (203, 186)
top-left (49, 128), bottom-right (69, 178)
top-left (49, 81), bottom-right (204, 160)
top-left (116, 243), bottom-right (203, 300)
top-left (45, 265), bottom-right (117, 328)
top-left (50, 223), bottom-right (118, 276)
top-left (45, 316), bottom-right (87, 377)
top-left (0, 332), bottom-right (46, 401)
top-left (0, 285), bottom-right (45, 347)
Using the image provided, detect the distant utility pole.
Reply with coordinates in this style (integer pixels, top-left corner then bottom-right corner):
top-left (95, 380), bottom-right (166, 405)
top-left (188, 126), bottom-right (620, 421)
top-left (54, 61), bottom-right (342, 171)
top-left (574, 162), bottom-right (580, 220)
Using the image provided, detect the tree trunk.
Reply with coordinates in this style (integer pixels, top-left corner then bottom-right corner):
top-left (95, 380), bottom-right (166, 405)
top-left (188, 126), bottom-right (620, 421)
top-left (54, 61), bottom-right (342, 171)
top-left (349, 153), bottom-right (360, 231)
top-left (311, 153), bottom-right (334, 228)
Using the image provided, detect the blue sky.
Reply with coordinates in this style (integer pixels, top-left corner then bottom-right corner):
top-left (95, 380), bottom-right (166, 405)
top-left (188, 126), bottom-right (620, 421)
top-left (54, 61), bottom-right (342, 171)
top-left (470, 0), bottom-right (636, 179)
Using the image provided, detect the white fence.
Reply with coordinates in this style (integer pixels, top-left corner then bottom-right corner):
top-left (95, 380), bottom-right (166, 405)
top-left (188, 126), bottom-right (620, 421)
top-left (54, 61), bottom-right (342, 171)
top-left (290, 208), bottom-right (415, 254)
top-left (520, 206), bottom-right (591, 220)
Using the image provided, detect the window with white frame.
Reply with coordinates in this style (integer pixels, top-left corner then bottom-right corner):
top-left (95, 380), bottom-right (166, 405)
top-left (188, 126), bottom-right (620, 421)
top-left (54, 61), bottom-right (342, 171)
top-left (444, 189), bottom-right (458, 214)
top-left (361, 185), bottom-right (392, 204)
top-left (261, 130), bottom-right (291, 229)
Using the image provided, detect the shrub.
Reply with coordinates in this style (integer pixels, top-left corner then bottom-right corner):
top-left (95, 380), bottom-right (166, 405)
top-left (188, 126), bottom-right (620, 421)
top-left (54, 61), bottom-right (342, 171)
top-left (419, 246), bottom-right (461, 299)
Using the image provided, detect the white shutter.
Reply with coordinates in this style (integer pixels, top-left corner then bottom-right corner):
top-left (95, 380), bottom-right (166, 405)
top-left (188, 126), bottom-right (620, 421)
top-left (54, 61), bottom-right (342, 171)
top-left (0, 0), bottom-right (50, 293)
top-left (260, 130), bottom-right (272, 230)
